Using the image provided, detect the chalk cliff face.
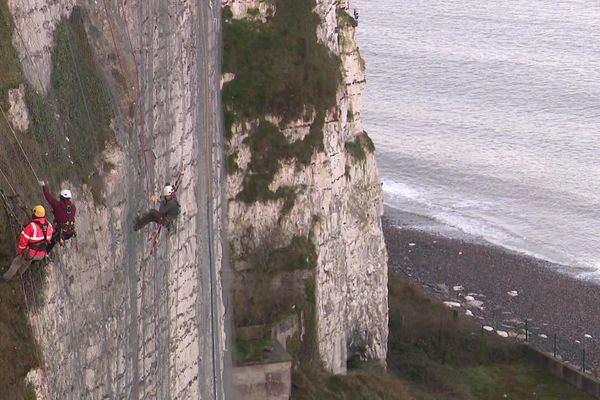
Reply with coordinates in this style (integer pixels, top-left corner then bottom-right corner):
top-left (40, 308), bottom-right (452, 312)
top-left (5, 0), bottom-right (387, 397)
top-left (7, 0), bottom-right (228, 398)
top-left (223, 0), bottom-right (388, 374)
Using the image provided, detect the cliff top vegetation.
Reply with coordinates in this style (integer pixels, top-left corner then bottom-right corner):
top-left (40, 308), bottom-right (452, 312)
top-left (222, 0), bottom-right (340, 204)
top-left (222, 0), bottom-right (340, 123)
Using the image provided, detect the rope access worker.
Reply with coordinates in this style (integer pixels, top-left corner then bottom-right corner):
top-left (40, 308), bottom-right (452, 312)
top-left (39, 181), bottom-right (77, 253)
top-left (133, 184), bottom-right (180, 232)
top-left (1, 205), bottom-right (53, 282)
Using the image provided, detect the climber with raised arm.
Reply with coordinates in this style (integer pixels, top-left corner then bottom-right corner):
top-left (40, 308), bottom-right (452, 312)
top-left (133, 185), bottom-right (181, 232)
top-left (39, 181), bottom-right (77, 253)
top-left (2, 205), bottom-right (54, 282)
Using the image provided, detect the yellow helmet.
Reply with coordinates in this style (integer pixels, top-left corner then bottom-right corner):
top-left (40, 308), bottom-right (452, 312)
top-left (32, 205), bottom-right (45, 218)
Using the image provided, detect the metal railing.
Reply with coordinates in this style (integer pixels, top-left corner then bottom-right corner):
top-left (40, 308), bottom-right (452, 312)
top-left (480, 318), bottom-right (600, 376)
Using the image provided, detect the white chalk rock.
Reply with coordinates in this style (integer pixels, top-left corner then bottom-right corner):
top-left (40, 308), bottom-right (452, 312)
top-left (453, 285), bottom-right (464, 291)
top-left (458, 251), bottom-right (462, 255)
top-left (464, 295), bottom-right (475, 301)
top-left (467, 300), bottom-right (484, 309)
top-left (443, 301), bottom-right (461, 308)
top-left (497, 331), bottom-right (509, 338)
top-left (575, 340), bottom-right (581, 344)
top-left (465, 310), bottom-right (474, 317)
top-left (507, 290), bottom-right (518, 297)
top-left (539, 334), bottom-right (548, 339)
top-left (584, 334), bottom-right (593, 339)
top-left (483, 326), bottom-right (494, 332)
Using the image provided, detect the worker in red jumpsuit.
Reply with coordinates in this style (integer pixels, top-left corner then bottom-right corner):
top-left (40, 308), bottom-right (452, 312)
top-left (40, 181), bottom-right (76, 253)
top-left (2, 205), bottom-right (54, 282)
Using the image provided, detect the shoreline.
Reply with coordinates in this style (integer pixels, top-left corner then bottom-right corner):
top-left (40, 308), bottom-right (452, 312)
top-left (383, 210), bottom-right (600, 370)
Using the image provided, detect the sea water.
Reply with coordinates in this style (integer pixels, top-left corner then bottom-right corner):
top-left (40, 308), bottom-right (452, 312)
top-left (353, 0), bottom-right (600, 278)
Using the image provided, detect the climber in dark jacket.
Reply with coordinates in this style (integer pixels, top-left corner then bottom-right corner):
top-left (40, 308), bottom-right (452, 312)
top-left (133, 185), bottom-right (180, 231)
top-left (40, 181), bottom-right (76, 253)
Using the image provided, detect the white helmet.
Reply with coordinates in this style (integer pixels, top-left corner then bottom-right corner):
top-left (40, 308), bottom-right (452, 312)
top-left (162, 185), bottom-right (174, 197)
top-left (60, 189), bottom-right (72, 199)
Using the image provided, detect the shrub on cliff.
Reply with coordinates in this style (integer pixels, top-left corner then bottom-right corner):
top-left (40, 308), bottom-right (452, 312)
top-left (222, 0), bottom-right (340, 122)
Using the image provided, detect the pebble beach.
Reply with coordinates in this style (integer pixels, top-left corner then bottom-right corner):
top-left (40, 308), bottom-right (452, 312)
top-left (383, 208), bottom-right (600, 372)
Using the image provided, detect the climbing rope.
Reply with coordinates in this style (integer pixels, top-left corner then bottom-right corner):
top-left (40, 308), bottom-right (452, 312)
top-left (101, 0), bottom-right (152, 199)
top-left (0, 190), bottom-right (23, 230)
top-left (200, 11), bottom-right (221, 396)
top-left (96, 4), bottom-right (159, 380)
top-left (0, 165), bottom-right (17, 197)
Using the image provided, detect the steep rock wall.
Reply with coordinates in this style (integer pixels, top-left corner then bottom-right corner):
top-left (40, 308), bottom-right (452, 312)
top-left (7, 0), bottom-right (228, 398)
top-left (224, 0), bottom-right (388, 374)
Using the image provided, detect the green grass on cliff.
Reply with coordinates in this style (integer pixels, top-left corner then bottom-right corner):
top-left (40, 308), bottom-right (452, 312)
top-left (336, 8), bottom-right (358, 29)
top-left (0, 0), bottom-right (23, 106)
top-left (0, 6), bottom-right (38, 398)
top-left (235, 114), bottom-right (324, 205)
top-left (223, 0), bottom-right (340, 202)
top-left (51, 7), bottom-right (114, 202)
top-left (345, 130), bottom-right (375, 163)
top-left (291, 272), bottom-right (594, 400)
top-left (0, 6), bottom-right (113, 205)
top-left (234, 234), bottom-right (316, 328)
top-left (222, 0), bottom-right (340, 122)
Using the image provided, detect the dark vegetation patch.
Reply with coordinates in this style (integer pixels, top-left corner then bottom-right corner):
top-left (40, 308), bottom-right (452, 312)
top-left (247, 7), bottom-right (260, 17)
top-left (0, 276), bottom-right (40, 400)
top-left (293, 362), bottom-right (413, 400)
top-left (51, 7), bottom-right (114, 202)
top-left (336, 8), bottom-right (357, 29)
top-left (225, 152), bottom-right (239, 174)
top-left (222, 0), bottom-right (340, 122)
top-left (222, 5), bottom-right (233, 22)
top-left (297, 278), bottom-right (318, 366)
top-left (345, 130), bottom-right (375, 163)
top-left (0, 0), bottom-right (23, 107)
top-left (234, 337), bottom-right (273, 364)
top-left (0, 6), bottom-right (42, 398)
top-left (234, 233), bottom-right (316, 327)
top-left (235, 114), bottom-right (323, 206)
top-left (268, 235), bottom-right (317, 272)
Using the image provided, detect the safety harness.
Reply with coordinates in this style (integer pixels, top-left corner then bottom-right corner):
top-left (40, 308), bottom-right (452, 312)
top-left (57, 203), bottom-right (76, 246)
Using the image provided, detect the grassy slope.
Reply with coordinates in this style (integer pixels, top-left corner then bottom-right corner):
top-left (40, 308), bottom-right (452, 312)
top-left (291, 271), bottom-right (594, 400)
